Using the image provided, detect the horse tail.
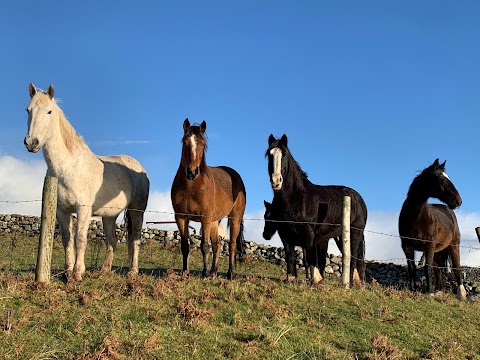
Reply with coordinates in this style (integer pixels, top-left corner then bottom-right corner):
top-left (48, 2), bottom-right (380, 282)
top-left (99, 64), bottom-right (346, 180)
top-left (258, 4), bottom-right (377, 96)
top-left (236, 220), bottom-right (246, 262)
top-left (124, 209), bottom-right (133, 242)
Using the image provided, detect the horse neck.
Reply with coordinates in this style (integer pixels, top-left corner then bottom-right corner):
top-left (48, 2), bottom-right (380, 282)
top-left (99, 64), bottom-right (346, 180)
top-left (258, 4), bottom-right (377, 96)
top-left (281, 156), bottom-right (307, 195)
top-left (401, 186), bottom-right (431, 220)
top-left (42, 112), bottom-right (95, 176)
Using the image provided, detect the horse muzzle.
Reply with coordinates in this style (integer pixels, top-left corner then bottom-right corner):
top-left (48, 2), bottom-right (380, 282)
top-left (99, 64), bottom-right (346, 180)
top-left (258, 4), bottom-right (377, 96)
top-left (262, 231), bottom-right (273, 240)
top-left (450, 198), bottom-right (462, 210)
top-left (270, 174), bottom-right (283, 191)
top-left (186, 167), bottom-right (199, 180)
top-left (24, 136), bottom-right (40, 153)
top-left (271, 181), bottom-right (283, 191)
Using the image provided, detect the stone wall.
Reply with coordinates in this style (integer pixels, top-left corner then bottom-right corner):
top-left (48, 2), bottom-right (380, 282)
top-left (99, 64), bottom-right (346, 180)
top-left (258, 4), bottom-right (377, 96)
top-left (1, 214), bottom-right (478, 296)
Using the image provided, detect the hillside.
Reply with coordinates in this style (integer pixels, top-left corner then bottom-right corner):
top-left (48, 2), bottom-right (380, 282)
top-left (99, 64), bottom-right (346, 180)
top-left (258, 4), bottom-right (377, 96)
top-left (1, 234), bottom-right (480, 359)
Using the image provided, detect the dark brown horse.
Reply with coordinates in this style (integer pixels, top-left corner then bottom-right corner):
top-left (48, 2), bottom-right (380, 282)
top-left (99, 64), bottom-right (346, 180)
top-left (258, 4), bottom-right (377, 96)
top-left (266, 134), bottom-right (367, 286)
top-left (398, 159), bottom-right (466, 300)
top-left (171, 119), bottom-right (246, 279)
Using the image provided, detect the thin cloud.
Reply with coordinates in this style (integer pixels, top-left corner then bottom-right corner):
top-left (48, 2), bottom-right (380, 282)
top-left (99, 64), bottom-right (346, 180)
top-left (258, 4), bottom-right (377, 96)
top-left (95, 140), bottom-right (152, 146)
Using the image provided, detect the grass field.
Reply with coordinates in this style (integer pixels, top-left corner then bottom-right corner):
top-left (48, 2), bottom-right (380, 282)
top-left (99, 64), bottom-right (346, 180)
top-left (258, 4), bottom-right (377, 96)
top-left (1, 233), bottom-right (480, 359)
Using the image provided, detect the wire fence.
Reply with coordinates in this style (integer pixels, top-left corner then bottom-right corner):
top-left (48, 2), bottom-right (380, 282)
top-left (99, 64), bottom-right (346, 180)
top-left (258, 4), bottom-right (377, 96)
top-left (1, 198), bottom-right (480, 274)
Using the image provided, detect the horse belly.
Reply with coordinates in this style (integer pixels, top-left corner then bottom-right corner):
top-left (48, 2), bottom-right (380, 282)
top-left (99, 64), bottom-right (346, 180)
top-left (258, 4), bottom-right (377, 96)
top-left (92, 191), bottom-right (129, 217)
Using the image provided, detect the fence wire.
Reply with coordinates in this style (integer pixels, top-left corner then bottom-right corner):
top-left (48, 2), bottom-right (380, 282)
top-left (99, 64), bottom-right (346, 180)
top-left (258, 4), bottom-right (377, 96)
top-left (1, 199), bottom-right (480, 272)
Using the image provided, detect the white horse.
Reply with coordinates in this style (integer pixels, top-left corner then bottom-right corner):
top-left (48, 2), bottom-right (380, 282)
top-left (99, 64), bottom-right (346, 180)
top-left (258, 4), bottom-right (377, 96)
top-left (24, 83), bottom-right (150, 281)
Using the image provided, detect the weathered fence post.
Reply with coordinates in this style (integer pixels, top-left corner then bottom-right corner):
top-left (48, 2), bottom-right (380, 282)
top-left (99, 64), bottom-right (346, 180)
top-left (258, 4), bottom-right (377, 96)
top-left (342, 196), bottom-right (351, 288)
top-left (35, 176), bottom-right (57, 284)
top-left (475, 227), bottom-right (480, 243)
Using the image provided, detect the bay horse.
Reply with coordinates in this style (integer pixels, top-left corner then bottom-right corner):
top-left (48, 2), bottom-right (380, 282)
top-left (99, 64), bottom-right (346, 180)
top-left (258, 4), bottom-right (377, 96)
top-left (171, 119), bottom-right (246, 280)
top-left (398, 159), bottom-right (466, 299)
top-left (266, 134), bottom-right (367, 285)
top-left (24, 83), bottom-right (150, 281)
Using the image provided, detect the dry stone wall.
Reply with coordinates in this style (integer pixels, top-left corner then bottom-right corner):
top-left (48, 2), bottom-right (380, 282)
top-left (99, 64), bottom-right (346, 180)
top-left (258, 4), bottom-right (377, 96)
top-left (1, 214), bottom-right (478, 296)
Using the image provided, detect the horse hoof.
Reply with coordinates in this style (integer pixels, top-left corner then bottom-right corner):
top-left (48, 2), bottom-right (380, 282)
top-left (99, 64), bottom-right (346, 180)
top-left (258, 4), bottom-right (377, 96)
top-left (285, 275), bottom-right (297, 283)
top-left (182, 270), bottom-right (190, 280)
top-left (458, 285), bottom-right (467, 301)
top-left (202, 269), bottom-right (209, 278)
top-left (227, 270), bottom-right (234, 280)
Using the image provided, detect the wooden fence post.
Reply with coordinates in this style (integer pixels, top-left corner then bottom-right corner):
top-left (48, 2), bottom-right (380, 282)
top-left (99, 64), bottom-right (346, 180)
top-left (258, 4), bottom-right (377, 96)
top-left (475, 227), bottom-right (480, 243)
top-left (342, 196), bottom-right (351, 288)
top-left (35, 176), bottom-right (57, 284)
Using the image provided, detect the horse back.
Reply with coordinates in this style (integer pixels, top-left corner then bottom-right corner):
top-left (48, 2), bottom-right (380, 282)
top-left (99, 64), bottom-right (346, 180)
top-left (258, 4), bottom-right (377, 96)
top-left (311, 184), bottom-right (367, 234)
top-left (97, 155), bottom-right (150, 210)
top-left (209, 166), bottom-right (246, 212)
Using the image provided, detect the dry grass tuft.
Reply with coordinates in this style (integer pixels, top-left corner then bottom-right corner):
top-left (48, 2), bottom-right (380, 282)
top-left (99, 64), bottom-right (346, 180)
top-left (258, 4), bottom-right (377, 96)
top-left (76, 335), bottom-right (128, 360)
top-left (175, 297), bottom-right (211, 323)
top-left (365, 335), bottom-right (403, 360)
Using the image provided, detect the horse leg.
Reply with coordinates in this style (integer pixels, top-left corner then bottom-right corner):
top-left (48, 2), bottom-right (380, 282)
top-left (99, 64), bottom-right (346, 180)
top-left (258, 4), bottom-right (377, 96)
top-left (284, 242), bottom-right (296, 283)
top-left (351, 231), bottom-right (366, 286)
top-left (127, 209), bottom-right (143, 276)
top-left (200, 221), bottom-right (212, 278)
top-left (175, 216), bottom-right (190, 278)
top-left (402, 245), bottom-right (416, 291)
top-left (424, 247), bottom-right (436, 294)
top-left (209, 222), bottom-right (221, 278)
top-left (307, 245), bottom-right (322, 284)
top-left (227, 218), bottom-right (241, 280)
top-left (448, 245), bottom-right (466, 300)
top-left (303, 247), bottom-right (310, 280)
top-left (73, 207), bottom-right (92, 281)
top-left (57, 210), bottom-right (75, 280)
top-left (101, 216), bottom-right (117, 272)
top-left (317, 240), bottom-right (328, 280)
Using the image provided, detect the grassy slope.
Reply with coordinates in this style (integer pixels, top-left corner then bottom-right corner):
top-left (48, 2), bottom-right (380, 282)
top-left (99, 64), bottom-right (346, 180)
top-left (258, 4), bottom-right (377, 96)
top-left (1, 234), bottom-right (479, 360)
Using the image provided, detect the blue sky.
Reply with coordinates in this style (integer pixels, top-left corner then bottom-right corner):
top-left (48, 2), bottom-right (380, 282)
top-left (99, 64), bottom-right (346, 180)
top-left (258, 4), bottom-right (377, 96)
top-left (1, 2), bottom-right (480, 265)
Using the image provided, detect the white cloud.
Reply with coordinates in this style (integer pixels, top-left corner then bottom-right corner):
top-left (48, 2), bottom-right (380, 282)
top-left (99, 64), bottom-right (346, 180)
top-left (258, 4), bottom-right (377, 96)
top-left (0, 155), bottom-right (46, 216)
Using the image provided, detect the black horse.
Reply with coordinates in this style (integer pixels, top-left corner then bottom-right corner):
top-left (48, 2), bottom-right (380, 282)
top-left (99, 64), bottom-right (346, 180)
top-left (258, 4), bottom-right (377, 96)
top-left (263, 199), bottom-right (311, 280)
top-left (398, 159), bottom-right (466, 299)
top-left (265, 134), bottom-right (368, 285)
top-left (263, 200), bottom-right (343, 281)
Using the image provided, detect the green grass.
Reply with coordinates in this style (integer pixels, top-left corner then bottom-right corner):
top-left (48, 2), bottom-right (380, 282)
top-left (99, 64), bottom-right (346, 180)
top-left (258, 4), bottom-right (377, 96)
top-left (1, 233), bottom-right (480, 359)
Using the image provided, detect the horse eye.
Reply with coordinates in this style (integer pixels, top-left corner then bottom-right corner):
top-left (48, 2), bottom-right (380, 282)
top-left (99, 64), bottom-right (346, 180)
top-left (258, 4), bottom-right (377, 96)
top-left (26, 109), bottom-right (29, 113)
top-left (47, 110), bottom-right (52, 115)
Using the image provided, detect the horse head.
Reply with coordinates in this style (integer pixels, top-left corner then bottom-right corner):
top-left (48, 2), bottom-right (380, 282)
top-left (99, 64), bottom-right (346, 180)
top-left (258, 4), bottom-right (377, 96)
top-left (262, 200), bottom-right (277, 240)
top-left (181, 118), bottom-right (207, 181)
top-left (266, 134), bottom-right (289, 191)
top-left (24, 83), bottom-right (56, 153)
top-left (414, 158), bottom-right (462, 209)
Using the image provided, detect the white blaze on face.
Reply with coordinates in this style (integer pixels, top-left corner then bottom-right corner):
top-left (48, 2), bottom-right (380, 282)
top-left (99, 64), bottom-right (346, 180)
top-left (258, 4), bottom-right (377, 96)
top-left (189, 135), bottom-right (197, 161)
top-left (270, 147), bottom-right (283, 189)
top-left (442, 172), bottom-right (451, 181)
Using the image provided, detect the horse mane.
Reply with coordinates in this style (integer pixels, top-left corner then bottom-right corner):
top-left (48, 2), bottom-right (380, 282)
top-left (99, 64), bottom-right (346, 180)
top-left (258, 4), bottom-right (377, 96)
top-left (406, 163), bottom-right (435, 198)
top-left (34, 91), bottom-right (87, 154)
top-left (58, 109), bottom-right (88, 154)
top-left (266, 141), bottom-right (308, 192)
top-left (183, 123), bottom-right (209, 174)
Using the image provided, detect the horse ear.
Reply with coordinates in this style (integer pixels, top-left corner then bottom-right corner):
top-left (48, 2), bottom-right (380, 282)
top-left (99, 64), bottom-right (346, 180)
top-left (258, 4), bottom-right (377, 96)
top-left (183, 118), bottom-right (190, 132)
top-left (46, 84), bottom-right (54, 99)
top-left (268, 134), bottom-right (276, 146)
top-left (440, 160), bottom-right (446, 169)
top-left (264, 200), bottom-right (271, 208)
top-left (432, 158), bottom-right (440, 167)
top-left (280, 134), bottom-right (288, 147)
top-left (29, 83), bottom-right (37, 98)
top-left (200, 121), bottom-right (207, 134)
